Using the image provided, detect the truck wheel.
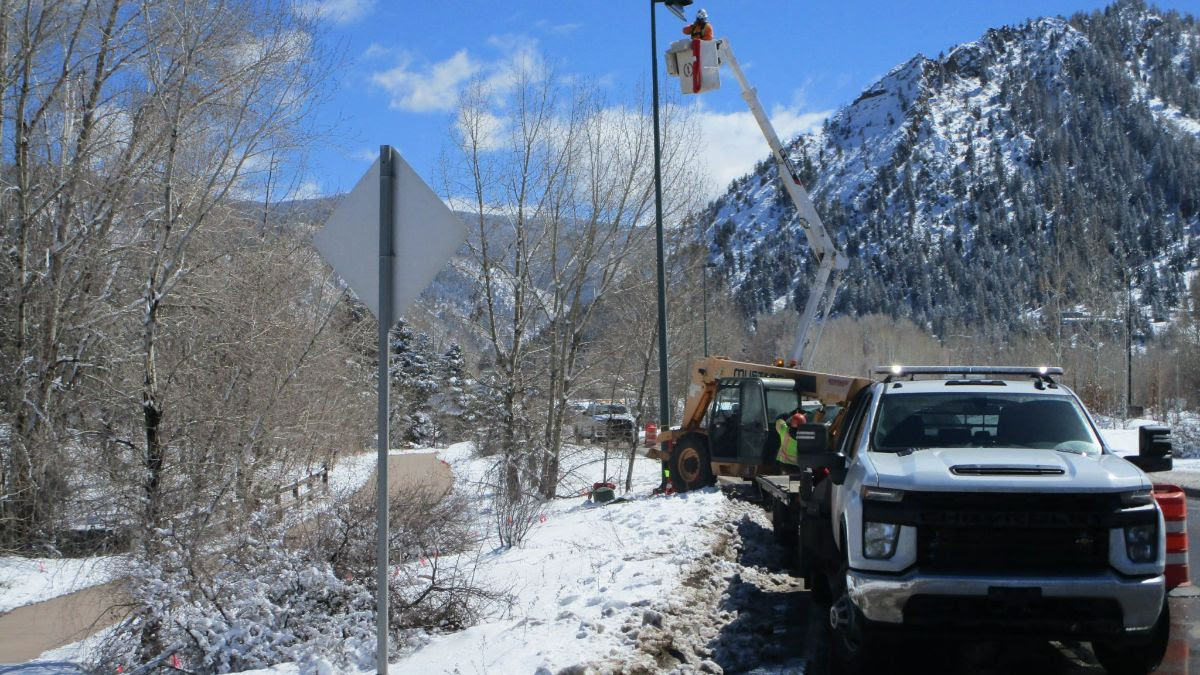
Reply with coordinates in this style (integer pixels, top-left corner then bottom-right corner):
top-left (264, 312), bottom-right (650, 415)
top-left (829, 556), bottom-right (878, 674)
top-left (669, 437), bottom-right (713, 492)
top-left (1092, 598), bottom-right (1169, 675)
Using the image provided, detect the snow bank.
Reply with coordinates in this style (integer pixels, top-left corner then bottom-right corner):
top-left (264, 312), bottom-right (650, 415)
top-left (0, 555), bottom-right (125, 613)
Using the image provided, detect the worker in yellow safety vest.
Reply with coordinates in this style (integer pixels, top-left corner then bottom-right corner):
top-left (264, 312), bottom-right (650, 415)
top-left (683, 9), bottom-right (713, 41)
top-left (775, 410), bottom-right (807, 471)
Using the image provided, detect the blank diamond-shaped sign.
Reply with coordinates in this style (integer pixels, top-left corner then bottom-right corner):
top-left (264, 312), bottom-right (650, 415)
top-left (314, 152), bottom-right (466, 321)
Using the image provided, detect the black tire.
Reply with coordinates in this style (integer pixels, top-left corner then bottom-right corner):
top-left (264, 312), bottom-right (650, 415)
top-left (809, 568), bottom-right (832, 606)
top-left (828, 546), bottom-right (878, 675)
top-left (668, 437), bottom-right (714, 492)
top-left (1093, 597), bottom-right (1170, 675)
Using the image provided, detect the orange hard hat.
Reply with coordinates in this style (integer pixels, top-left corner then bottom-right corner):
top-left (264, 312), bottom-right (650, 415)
top-left (789, 412), bottom-right (807, 427)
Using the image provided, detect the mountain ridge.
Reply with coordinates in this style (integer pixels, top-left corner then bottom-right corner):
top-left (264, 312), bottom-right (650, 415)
top-left (705, 0), bottom-right (1200, 339)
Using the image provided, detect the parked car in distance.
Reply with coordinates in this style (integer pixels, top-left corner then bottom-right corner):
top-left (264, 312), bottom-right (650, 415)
top-left (574, 403), bottom-right (636, 443)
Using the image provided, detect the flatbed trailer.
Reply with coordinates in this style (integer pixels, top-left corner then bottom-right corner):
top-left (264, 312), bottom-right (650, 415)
top-left (754, 469), bottom-right (839, 601)
top-left (756, 473), bottom-right (802, 546)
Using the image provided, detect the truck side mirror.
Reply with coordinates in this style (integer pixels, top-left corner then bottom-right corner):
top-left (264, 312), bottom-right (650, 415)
top-left (1127, 425), bottom-right (1173, 473)
top-left (792, 423), bottom-right (829, 455)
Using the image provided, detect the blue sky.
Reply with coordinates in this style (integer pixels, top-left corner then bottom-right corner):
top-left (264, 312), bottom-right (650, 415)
top-left (294, 0), bottom-right (1199, 201)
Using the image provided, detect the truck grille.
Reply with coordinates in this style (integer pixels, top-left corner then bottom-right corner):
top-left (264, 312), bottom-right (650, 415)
top-left (917, 523), bottom-right (1109, 574)
top-left (909, 492), bottom-right (1114, 575)
top-left (595, 419), bottom-right (633, 440)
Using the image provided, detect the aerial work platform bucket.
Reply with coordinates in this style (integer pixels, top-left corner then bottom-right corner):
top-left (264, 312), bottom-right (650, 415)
top-left (665, 38), bottom-right (721, 94)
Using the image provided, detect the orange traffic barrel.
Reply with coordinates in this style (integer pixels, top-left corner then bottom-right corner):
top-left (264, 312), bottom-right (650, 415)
top-left (644, 423), bottom-right (658, 448)
top-left (1153, 484), bottom-right (1190, 589)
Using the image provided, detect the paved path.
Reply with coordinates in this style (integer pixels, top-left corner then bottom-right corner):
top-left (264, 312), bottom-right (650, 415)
top-left (0, 451), bottom-right (454, 665)
top-left (379, 451), bottom-right (454, 503)
top-left (0, 581), bottom-right (125, 663)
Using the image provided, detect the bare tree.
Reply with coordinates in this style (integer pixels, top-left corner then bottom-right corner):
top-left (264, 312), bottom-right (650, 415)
top-left (446, 62), bottom-right (703, 508)
top-left (0, 0), bottom-right (356, 553)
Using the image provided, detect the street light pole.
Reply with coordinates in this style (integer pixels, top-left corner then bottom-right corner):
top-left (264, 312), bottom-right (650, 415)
top-left (650, 0), bottom-right (671, 474)
top-left (1126, 274), bottom-right (1132, 414)
top-left (702, 258), bottom-right (709, 357)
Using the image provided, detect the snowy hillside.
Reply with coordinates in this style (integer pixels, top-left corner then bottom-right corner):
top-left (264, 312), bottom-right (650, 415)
top-left (706, 0), bottom-right (1200, 337)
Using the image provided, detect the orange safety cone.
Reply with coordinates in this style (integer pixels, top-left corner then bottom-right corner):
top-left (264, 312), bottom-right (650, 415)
top-left (644, 423), bottom-right (658, 449)
top-left (1152, 484), bottom-right (1190, 589)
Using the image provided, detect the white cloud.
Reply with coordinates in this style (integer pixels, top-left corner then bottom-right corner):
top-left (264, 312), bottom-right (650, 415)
top-left (371, 50), bottom-right (480, 113)
top-left (369, 35), bottom-right (543, 114)
top-left (362, 43), bottom-right (395, 60)
top-left (482, 35), bottom-right (543, 95)
top-left (229, 29), bottom-right (312, 70)
top-left (455, 108), bottom-right (507, 152)
top-left (690, 104), bottom-right (831, 197)
top-left (290, 180), bottom-right (325, 200)
top-left (533, 19), bottom-right (581, 36)
top-left (293, 0), bottom-right (375, 25)
top-left (351, 147), bottom-right (379, 162)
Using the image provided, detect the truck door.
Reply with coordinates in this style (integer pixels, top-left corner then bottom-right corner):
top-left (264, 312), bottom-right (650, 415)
top-left (737, 379), bottom-right (769, 463)
top-left (709, 381), bottom-right (741, 460)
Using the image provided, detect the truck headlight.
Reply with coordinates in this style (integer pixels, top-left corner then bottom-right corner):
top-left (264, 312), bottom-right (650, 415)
top-left (1124, 523), bottom-right (1157, 563)
top-left (863, 521), bottom-right (900, 559)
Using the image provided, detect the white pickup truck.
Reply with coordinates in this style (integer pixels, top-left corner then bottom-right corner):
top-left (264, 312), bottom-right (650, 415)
top-left (573, 402), bottom-right (636, 444)
top-left (760, 366), bottom-right (1174, 675)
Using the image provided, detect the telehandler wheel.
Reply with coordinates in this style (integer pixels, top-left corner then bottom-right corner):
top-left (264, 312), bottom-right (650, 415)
top-left (668, 437), bottom-right (714, 492)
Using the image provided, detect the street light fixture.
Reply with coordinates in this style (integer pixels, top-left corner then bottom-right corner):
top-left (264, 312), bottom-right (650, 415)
top-left (649, 0), bottom-right (690, 485)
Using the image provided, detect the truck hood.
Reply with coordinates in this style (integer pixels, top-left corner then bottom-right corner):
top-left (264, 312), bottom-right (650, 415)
top-left (865, 448), bottom-right (1151, 493)
top-left (594, 414), bottom-right (635, 423)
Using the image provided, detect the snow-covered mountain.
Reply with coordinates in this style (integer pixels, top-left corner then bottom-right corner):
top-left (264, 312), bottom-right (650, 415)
top-left (706, 0), bottom-right (1200, 337)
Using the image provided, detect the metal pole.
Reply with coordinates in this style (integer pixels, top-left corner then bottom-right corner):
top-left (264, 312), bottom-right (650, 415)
top-left (702, 259), bottom-right (709, 357)
top-left (376, 144), bottom-right (396, 674)
top-left (650, 1), bottom-right (672, 478)
top-left (1126, 273), bottom-right (1132, 415)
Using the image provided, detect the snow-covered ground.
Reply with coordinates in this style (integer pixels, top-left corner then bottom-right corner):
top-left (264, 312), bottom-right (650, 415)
top-left (0, 556), bottom-right (125, 614)
top-left (11, 442), bottom-right (733, 672)
top-left (229, 442), bottom-right (733, 674)
top-left (0, 449), bottom-right (381, 620)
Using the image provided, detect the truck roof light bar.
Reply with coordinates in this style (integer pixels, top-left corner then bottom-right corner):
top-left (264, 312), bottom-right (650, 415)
top-left (874, 365), bottom-right (1063, 384)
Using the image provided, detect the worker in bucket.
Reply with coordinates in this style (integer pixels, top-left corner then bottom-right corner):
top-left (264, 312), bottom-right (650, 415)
top-left (775, 410), bottom-right (807, 472)
top-left (683, 9), bottom-right (713, 41)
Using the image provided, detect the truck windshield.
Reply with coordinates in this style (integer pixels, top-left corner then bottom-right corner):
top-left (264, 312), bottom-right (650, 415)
top-left (871, 392), bottom-right (1102, 455)
top-left (595, 405), bottom-right (628, 415)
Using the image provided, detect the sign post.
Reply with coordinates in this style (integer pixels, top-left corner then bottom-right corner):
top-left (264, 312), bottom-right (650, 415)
top-left (375, 146), bottom-right (395, 675)
top-left (314, 145), bottom-right (466, 675)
